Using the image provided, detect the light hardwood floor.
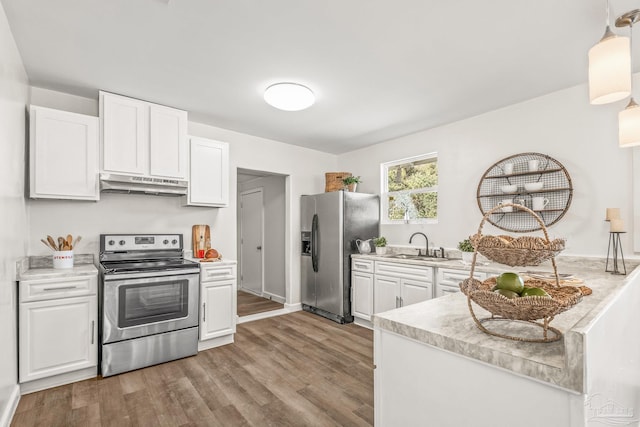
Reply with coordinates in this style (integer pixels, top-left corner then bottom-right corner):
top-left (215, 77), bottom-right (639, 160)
top-left (237, 290), bottom-right (284, 317)
top-left (11, 311), bottom-right (374, 427)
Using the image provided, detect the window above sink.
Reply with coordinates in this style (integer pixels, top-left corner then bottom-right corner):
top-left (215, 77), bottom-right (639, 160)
top-left (380, 152), bottom-right (438, 224)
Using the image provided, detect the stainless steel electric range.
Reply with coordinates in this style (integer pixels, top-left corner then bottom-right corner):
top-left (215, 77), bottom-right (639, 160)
top-left (98, 233), bottom-right (200, 377)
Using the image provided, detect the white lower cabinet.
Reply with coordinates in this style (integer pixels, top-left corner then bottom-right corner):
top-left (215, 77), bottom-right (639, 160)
top-left (351, 258), bottom-right (433, 327)
top-left (19, 274), bottom-right (98, 385)
top-left (199, 262), bottom-right (237, 347)
top-left (351, 270), bottom-right (374, 321)
top-left (374, 275), bottom-right (432, 313)
top-left (435, 268), bottom-right (487, 298)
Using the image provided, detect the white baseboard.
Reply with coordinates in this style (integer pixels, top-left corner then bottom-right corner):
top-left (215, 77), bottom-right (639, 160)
top-left (19, 367), bottom-right (97, 395)
top-left (238, 303), bottom-right (301, 324)
top-left (0, 385), bottom-right (20, 427)
top-left (263, 292), bottom-right (286, 304)
top-left (198, 334), bottom-right (234, 351)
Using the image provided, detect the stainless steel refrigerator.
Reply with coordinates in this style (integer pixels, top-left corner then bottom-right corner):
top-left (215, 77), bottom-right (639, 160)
top-left (301, 191), bottom-right (379, 323)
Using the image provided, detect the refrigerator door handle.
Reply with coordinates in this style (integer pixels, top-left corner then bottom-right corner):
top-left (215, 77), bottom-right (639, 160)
top-left (312, 213), bottom-right (319, 272)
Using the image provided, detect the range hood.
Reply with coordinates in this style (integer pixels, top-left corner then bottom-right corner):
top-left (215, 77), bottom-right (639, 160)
top-left (100, 173), bottom-right (188, 196)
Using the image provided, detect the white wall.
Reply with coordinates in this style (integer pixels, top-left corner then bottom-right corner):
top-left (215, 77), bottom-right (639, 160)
top-left (27, 87), bottom-right (337, 306)
top-left (338, 82), bottom-right (635, 257)
top-left (238, 175), bottom-right (287, 299)
top-left (0, 1), bottom-right (29, 424)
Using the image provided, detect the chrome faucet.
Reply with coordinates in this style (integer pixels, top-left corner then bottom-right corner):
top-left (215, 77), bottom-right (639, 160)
top-left (409, 232), bottom-right (429, 257)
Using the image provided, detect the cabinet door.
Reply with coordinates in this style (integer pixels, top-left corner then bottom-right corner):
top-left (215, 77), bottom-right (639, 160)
top-left (200, 279), bottom-right (236, 341)
top-left (29, 106), bottom-right (99, 200)
top-left (100, 92), bottom-right (148, 175)
top-left (149, 104), bottom-right (188, 178)
top-left (19, 295), bottom-right (97, 383)
top-left (352, 271), bottom-right (373, 320)
top-left (374, 275), bottom-right (400, 314)
top-left (400, 279), bottom-right (432, 307)
top-left (187, 137), bottom-right (230, 207)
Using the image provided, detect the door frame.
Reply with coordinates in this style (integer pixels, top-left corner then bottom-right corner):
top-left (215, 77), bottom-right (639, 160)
top-left (239, 188), bottom-right (265, 296)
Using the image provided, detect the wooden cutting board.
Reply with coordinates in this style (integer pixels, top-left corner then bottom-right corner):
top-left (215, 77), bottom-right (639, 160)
top-left (192, 224), bottom-right (211, 258)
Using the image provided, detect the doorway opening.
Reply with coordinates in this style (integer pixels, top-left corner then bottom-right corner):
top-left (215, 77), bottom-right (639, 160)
top-left (237, 168), bottom-right (287, 319)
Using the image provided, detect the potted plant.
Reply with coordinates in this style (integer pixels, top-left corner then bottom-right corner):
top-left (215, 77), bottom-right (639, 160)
top-left (373, 236), bottom-right (387, 255)
top-left (342, 176), bottom-right (361, 192)
top-left (457, 238), bottom-right (475, 264)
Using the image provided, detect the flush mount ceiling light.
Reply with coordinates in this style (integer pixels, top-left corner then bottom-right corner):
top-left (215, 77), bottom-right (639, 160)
top-left (264, 83), bottom-right (315, 111)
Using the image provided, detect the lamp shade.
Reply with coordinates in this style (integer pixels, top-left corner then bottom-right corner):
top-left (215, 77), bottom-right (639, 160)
top-left (619, 98), bottom-right (640, 147)
top-left (589, 28), bottom-right (631, 104)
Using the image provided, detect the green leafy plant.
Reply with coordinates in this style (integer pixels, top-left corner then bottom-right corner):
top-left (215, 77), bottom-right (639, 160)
top-left (342, 176), bottom-right (361, 186)
top-left (373, 237), bottom-right (387, 247)
top-left (457, 238), bottom-right (474, 252)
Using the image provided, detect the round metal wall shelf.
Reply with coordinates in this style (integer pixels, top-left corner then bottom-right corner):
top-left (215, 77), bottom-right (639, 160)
top-left (476, 153), bottom-right (573, 233)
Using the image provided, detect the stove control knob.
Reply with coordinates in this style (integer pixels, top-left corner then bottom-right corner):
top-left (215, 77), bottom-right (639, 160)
top-left (119, 240), bottom-right (126, 246)
top-left (163, 239), bottom-right (169, 245)
top-left (171, 239), bottom-right (178, 245)
top-left (108, 240), bottom-right (115, 246)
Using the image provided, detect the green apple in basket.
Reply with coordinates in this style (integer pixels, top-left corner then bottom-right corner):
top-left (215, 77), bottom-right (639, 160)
top-left (493, 272), bottom-right (524, 294)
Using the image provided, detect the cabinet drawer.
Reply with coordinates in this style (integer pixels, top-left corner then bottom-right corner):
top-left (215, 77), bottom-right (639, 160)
top-left (352, 259), bottom-right (374, 273)
top-left (438, 268), bottom-right (486, 284)
top-left (200, 264), bottom-right (237, 282)
top-left (20, 275), bottom-right (97, 303)
top-left (375, 262), bottom-right (433, 282)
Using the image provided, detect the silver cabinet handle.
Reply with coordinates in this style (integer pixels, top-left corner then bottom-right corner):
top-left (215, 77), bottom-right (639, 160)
top-left (202, 302), bottom-right (206, 322)
top-left (400, 297), bottom-right (404, 307)
top-left (91, 320), bottom-right (95, 344)
top-left (395, 296), bottom-right (399, 308)
top-left (257, 246), bottom-right (262, 250)
top-left (43, 286), bottom-right (77, 291)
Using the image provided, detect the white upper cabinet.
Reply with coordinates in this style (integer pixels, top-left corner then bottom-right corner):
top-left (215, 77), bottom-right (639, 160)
top-left (29, 105), bottom-right (99, 200)
top-left (100, 91), bottom-right (187, 179)
top-left (186, 137), bottom-right (230, 207)
top-left (149, 104), bottom-right (188, 178)
top-left (100, 92), bottom-right (147, 175)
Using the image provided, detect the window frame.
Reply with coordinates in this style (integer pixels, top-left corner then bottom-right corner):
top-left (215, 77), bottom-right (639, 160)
top-left (380, 152), bottom-right (438, 225)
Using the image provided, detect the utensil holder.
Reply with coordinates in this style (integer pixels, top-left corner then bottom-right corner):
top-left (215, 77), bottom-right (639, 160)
top-left (53, 250), bottom-right (74, 269)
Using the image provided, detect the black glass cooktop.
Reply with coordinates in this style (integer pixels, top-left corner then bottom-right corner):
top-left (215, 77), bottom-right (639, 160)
top-left (101, 258), bottom-right (199, 274)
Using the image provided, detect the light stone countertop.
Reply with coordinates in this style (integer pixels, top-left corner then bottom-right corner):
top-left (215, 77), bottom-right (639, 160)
top-left (17, 254), bottom-right (98, 280)
top-left (356, 253), bottom-right (640, 393)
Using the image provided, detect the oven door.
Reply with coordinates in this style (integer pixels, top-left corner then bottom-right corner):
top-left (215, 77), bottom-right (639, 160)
top-left (102, 272), bottom-right (199, 344)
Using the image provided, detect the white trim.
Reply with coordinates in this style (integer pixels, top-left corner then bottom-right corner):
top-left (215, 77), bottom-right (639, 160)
top-left (19, 367), bottom-right (97, 395)
top-left (237, 303), bottom-right (302, 324)
top-left (198, 334), bottom-right (234, 351)
top-left (0, 385), bottom-right (20, 427)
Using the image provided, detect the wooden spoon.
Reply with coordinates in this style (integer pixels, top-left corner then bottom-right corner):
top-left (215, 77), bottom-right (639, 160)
top-left (72, 236), bottom-right (82, 249)
top-left (47, 235), bottom-right (57, 250)
top-left (41, 239), bottom-right (55, 251)
top-left (57, 237), bottom-right (65, 251)
top-left (66, 234), bottom-right (73, 249)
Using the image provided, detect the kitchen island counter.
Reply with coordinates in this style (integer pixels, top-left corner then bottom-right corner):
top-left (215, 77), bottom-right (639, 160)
top-left (372, 257), bottom-right (640, 426)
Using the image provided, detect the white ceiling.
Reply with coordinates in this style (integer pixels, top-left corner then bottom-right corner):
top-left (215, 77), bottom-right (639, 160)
top-left (2, 0), bottom-right (639, 154)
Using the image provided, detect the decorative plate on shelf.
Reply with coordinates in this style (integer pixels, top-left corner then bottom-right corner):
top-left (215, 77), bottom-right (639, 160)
top-left (476, 152), bottom-right (573, 233)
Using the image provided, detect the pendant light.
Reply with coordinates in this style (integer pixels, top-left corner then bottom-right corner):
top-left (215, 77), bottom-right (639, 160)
top-left (616, 10), bottom-right (640, 147)
top-left (589, 0), bottom-right (631, 104)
